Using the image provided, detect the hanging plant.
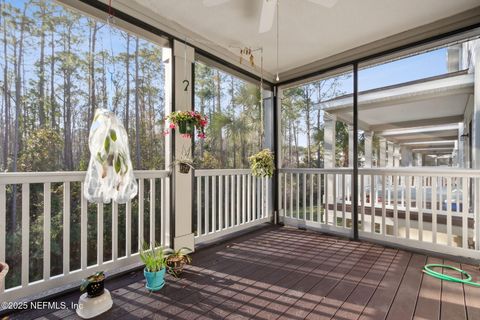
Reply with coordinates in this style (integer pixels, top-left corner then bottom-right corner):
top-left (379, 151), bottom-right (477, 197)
top-left (164, 111), bottom-right (207, 139)
top-left (249, 149), bottom-right (275, 178)
top-left (239, 47), bottom-right (255, 67)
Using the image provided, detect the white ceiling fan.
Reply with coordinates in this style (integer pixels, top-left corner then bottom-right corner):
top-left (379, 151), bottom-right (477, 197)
top-left (203, 0), bottom-right (338, 33)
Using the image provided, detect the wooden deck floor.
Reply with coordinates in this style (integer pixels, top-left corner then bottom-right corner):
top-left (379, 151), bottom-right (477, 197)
top-left (6, 226), bottom-right (480, 320)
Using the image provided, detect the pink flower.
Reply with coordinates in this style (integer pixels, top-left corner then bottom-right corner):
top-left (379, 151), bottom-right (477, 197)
top-left (163, 130), bottom-right (170, 136)
top-left (197, 132), bottom-right (206, 139)
top-left (169, 123), bottom-right (175, 129)
top-left (181, 133), bottom-right (192, 138)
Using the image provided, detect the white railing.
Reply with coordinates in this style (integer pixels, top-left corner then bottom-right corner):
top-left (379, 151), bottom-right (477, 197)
top-left (0, 170), bottom-right (170, 302)
top-left (279, 167), bottom-right (480, 259)
top-left (194, 169), bottom-right (271, 244)
top-left (278, 168), bottom-right (353, 237)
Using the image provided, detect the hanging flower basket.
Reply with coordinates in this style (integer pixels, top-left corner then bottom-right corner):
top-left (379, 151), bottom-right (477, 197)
top-left (164, 111), bottom-right (208, 139)
top-left (177, 120), bottom-right (194, 135)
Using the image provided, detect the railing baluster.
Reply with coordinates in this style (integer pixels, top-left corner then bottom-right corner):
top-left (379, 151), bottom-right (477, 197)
top-left (219, 175), bottom-right (224, 229)
top-left (126, 199), bottom-right (132, 257)
top-left (264, 177), bottom-right (268, 218)
top-left (303, 173), bottom-right (307, 222)
top-left (225, 175), bottom-right (230, 228)
top-left (290, 173), bottom-right (293, 219)
top-left (310, 173), bottom-right (314, 222)
top-left (138, 178), bottom-right (144, 250)
top-left (406, 175), bottom-right (411, 239)
top-left (333, 174), bottom-right (337, 226)
top-left (149, 178), bottom-right (155, 246)
top-left (97, 203), bottom-right (104, 266)
top-left (247, 174), bottom-right (251, 223)
top-left (80, 182), bottom-right (87, 269)
top-left (432, 176), bottom-right (437, 244)
top-left (381, 174), bottom-right (386, 235)
top-left (236, 175), bottom-right (241, 225)
top-left (212, 176), bottom-right (217, 231)
top-left (447, 177), bottom-right (452, 246)
top-left (393, 175), bottom-right (398, 237)
top-left (242, 174), bottom-right (246, 224)
top-left (196, 176), bottom-right (202, 235)
top-left (63, 182), bottom-right (70, 276)
top-left (43, 183), bottom-right (51, 281)
top-left (325, 173), bottom-right (329, 225)
top-left (371, 174), bottom-right (375, 234)
top-left (360, 174), bottom-right (365, 232)
top-left (342, 173), bottom-right (346, 228)
top-left (462, 176), bottom-right (469, 249)
top-left (231, 175), bottom-right (235, 226)
top-left (205, 176), bottom-right (210, 233)
top-left (317, 173), bottom-right (321, 223)
top-left (0, 184), bottom-right (5, 293)
top-left (112, 202), bottom-right (118, 261)
top-left (22, 184), bottom-right (30, 287)
top-left (296, 173), bottom-right (300, 220)
top-left (284, 173), bottom-right (287, 219)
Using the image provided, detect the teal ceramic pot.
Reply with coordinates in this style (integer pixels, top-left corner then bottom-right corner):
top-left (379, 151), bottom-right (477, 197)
top-left (144, 267), bottom-right (166, 291)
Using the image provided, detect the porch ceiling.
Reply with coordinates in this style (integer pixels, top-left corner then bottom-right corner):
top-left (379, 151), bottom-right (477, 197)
top-left (322, 72), bottom-right (474, 151)
top-left (119, 0), bottom-right (479, 75)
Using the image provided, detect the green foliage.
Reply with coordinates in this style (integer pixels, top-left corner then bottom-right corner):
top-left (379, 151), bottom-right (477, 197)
top-left (18, 128), bottom-right (63, 171)
top-left (80, 271), bottom-right (105, 292)
top-left (249, 149), bottom-right (275, 178)
top-left (139, 243), bottom-right (167, 272)
top-left (165, 247), bottom-right (192, 264)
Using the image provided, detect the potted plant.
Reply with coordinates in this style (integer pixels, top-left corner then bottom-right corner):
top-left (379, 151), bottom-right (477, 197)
top-left (80, 271), bottom-right (105, 298)
top-left (140, 243), bottom-right (167, 291)
top-left (248, 149), bottom-right (275, 178)
top-left (171, 147), bottom-right (194, 174)
top-left (164, 111), bottom-right (208, 138)
top-left (165, 247), bottom-right (192, 277)
top-left (0, 261), bottom-right (8, 285)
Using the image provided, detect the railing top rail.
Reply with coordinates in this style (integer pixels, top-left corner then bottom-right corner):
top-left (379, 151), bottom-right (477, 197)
top-left (279, 168), bottom-right (353, 174)
top-left (0, 170), bottom-right (170, 184)
top-left (359, 167), bottom-right (480, 177)
top-left (195, 169), bottom-right (252, 176)
top-left (279, 167), bottom-right (480, 177)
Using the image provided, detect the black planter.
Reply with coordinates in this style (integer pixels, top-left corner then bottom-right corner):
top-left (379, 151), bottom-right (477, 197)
top-left (86, 279), bottom-right (105, 298)
top-left (179, 163), bottom-right (191, 174)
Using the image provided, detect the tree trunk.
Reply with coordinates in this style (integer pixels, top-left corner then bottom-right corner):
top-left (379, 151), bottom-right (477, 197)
top-left (124, 34), bottom-right (130, 131)
top-left (134, 37), bottom-right (141, 169)
top-left (2, 0), bottom-right (10, 171)
top-left (63, 24), bottom-right (73, 170)
top-left (38, 4), bottom-right (46, 127)
top-left (88, 22), bottom-right (97, 125)
top-left (50, 29), bottom-right (56, 129)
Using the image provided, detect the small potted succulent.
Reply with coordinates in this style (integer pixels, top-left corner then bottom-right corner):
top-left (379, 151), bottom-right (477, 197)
top-left (80, 271), bottom-right (105, 298)
top-left (248, 149), bottom-right (275, 178)
top-left (0, 261), bottom-right (8, 285)
top-left (164, 111), bottom-right (208, 138)
top-left (140, 243), bottom-right (167, 291)
top-left (165, 247), bottom-right (192, 277)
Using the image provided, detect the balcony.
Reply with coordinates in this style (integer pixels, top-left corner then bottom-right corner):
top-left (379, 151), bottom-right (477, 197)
top-left (1, 0), bottom-right (480, 319)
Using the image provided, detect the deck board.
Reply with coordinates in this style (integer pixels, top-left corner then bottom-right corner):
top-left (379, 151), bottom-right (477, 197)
top-left (5, 226), bottom-right (478, 320)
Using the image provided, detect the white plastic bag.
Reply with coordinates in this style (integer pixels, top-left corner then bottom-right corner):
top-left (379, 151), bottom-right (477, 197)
top-left (84, 109), bottom-right (138, 204)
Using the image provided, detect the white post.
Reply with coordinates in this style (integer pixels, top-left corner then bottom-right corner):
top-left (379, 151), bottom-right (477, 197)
top-left (172, 40), bottom-right (195, 251)
top-left (364, 131), bottom-right (373, 168)
top-left (393, 144), bottom-right (400, 167)
top-left (414, 153), bottom-right (423, 167)
top-left (379, 137), bottom-right (387, 167)
top-left (348, 125), bottom-right (354, 168)
top-left (458, 124), bottom-right (465, 168)
top-left (472, 44), bottom-right (480, 249)
top-left (324, 114), bottom-right (336, 206)
top-left (387, 142), bottom-right (394, 167)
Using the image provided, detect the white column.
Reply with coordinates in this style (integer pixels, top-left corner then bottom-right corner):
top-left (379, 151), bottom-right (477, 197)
top-left (472, 43), bottom-right (480, 249)
top-left (414, 153), bottom-right (423, 167)
top-left (379, 137), bottom-right (387, 167)
top-left (172, 40), bottom-right (195, 251)
top-left (458, 124), bottom-right (465, 168)
top-left (400, 146), bottom-right (412, 167)
top-left (364, 131), bottom-right (373, 168)
top-left (348, 125), bottom-right (354, 167)
top-left (324, 114), bottom-right (336, 205)
top-left (387, 142), bottom-right (394, 167)
top-left (393, 145), bottom-right (400, 167)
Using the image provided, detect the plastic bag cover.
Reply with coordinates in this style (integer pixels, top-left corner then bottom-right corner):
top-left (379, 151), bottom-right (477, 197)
top-left (84, 109), bottom-right (138, 204)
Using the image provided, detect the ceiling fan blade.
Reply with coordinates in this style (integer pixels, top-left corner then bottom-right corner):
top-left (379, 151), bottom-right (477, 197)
top-left (258, 0), bottom-right (277, 33)
top-left (307, 0), bottom-right (338, 8)
top-left (203, 0), bottom-right (231, 7)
